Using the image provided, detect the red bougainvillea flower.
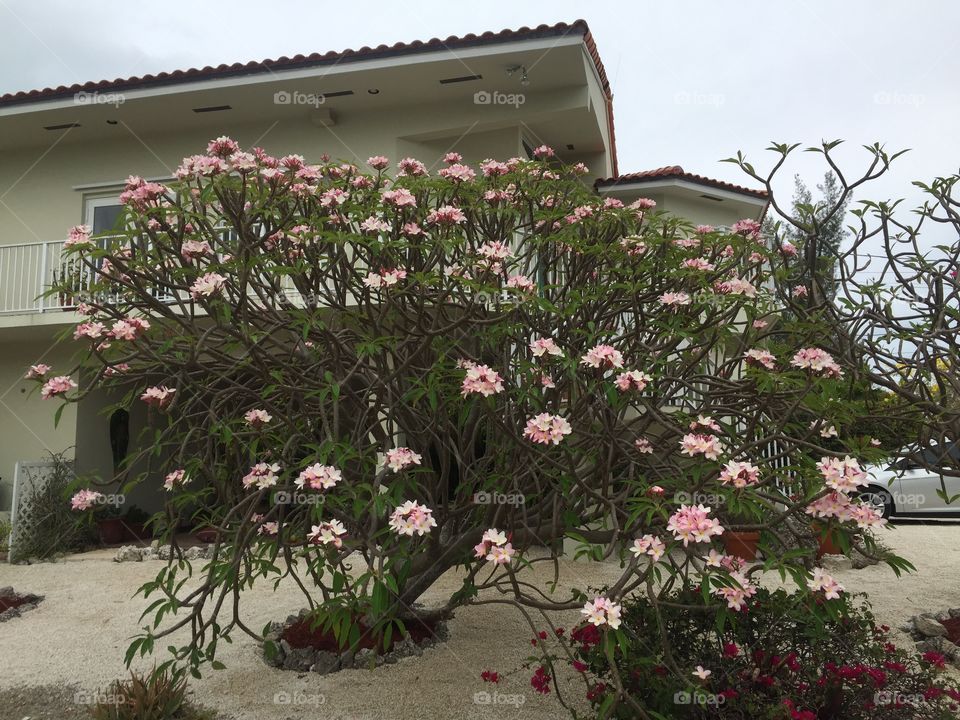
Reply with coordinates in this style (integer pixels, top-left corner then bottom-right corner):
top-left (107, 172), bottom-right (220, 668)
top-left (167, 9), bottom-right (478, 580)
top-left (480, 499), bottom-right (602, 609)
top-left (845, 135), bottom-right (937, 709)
top-left (922, 651), bottom-right (947, 669)
top-left (480, 670), bottom-right (500, 683)
top-left (530, 666), bottom-right (551, 694)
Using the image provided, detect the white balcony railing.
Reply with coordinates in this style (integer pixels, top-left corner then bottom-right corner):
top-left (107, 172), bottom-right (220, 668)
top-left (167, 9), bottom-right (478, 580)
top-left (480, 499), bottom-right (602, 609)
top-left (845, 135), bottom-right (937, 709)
top-left (0, 240), bottom-right (74, 315)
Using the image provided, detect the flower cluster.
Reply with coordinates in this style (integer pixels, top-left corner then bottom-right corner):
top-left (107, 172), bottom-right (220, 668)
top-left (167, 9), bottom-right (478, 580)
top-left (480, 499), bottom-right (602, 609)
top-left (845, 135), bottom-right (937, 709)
top-left (385, 447), bottom-right (422, 472)
top-left (295, 463), bottom-right (341, 490)
top-left (473, 528), bottom-right (515, 565)
top-left (580, 596), bottom-right (622, 629)
top-left (523, 413), bottom-right (572, 445)
top-left (460, 363), bottom-right (505, 397)
top-left (389, 500), bottom-right (437, 536)
top-left (667, 504), bottom-right (724, 546)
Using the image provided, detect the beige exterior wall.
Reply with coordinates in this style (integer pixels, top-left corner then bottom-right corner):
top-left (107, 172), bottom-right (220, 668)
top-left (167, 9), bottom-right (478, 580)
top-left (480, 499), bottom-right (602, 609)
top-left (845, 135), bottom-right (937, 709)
top-left (0, 333), bottom-right (77, 509)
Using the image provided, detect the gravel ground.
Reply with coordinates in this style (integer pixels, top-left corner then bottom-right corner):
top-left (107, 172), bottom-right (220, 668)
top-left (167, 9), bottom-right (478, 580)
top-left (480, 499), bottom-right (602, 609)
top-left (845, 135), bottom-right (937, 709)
top-left (0, 522), bottom-right (957, 720)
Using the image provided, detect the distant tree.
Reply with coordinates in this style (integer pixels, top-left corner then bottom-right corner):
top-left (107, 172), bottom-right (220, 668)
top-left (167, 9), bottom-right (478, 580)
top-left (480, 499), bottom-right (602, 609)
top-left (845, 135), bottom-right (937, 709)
top-left (765, 171), bottom-right (851, 304)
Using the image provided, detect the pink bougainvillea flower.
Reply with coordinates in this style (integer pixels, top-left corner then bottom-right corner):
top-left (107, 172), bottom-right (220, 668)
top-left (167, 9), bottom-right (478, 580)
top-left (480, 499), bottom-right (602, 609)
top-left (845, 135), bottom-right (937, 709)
top-left (523, 413), bottom-right (572, 445)
top-left (360, 216), bottom-right (390, 234)
top-left (817, 456), bottom-right (868, 493)
top-left (244, 409), bottom-right (272, 428)
top-left (389, 500), bottom-right (437, 536)
top-left (207, 136), bottom-right (240, 157)
top-left (807, 567), bottom-right (844, 599)
top-left (190, 272), bottom-right (226, 299)
top-left (163, 469), bottom-right (189, 491)
top-left (781, 240), bottom-right (798, 257)
top-left (540, 374), bottom-right (556, 389)
top-left (719, 460), bottom-right (761, 488)
top-left (752, 319), bottom-right (768, 329)
top-left (679, 433), bottom-right (726, 460)
top-left (64, 224), bottom-right (93, 249)
top-left (532, 145), bottom-right (555, 158)
top-left (630, 534), bottom-right (666, 562)
top-left (141, 385), bottom-right (175, 410)
top-left (461, 364), bottom-right (504, 397)
top-left (615, 370), bottom-right (652, 392)
top-left (442, 152), bottom-right (462, 165)
top-left (580, 596), bottom-right (622, 629)
top-left (530, 337), bottom-right (563, 358)
top-left (295, 463), bottom-right (342, 490)
top-left (385, 447), bottom-right (422, 473)
top-left (646, 485), bottom-right (665, 497)
top-left (695, 224), bottom-right (715, 235)
top-left (25, 364), bottom-right (51, 380)
top-left (805, 491), bottom-right (854, 521)
top-left (242, 462), bottom-right (281, 490)
top-left (366, 155), bottom-right (389, 169)
top-left (692, 666), bottom-right (712, 680)
top-left (308, 520), bottom-right (347, 548)
top-left (70, 489), bottom-right (103, 510)
top-left (792, 285), bottom-right (809, 298)
top-left (41, 375), bottom-right (77, 399)
top-left (580, 344), bottom-right (624, 370)
top-left (667, 504), bottom-right (724, 545)
top-left (682, 257), bottom-right (715, 272)
top-left (744, 348), bottom-right (776, 370)
top-left (620, 235), bottom-right (647, 256)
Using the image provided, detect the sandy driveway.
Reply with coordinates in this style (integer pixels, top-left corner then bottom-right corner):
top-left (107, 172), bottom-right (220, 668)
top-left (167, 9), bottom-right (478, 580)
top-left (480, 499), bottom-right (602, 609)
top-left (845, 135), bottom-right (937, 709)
top-left (0, 522), bottom-right (957, 720)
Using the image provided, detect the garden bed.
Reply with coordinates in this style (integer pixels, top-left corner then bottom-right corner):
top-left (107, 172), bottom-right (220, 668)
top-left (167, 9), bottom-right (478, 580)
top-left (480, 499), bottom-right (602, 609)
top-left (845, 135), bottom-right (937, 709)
top-left (0, 586), bottom-right (43, 621)
top-left (264, 608), bottom-right (448, 674)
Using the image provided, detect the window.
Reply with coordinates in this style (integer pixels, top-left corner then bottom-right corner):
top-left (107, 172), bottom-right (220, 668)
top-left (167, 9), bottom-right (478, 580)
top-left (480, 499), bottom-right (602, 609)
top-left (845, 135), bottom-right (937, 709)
top-left (84, 196), bottom-right (124, 236)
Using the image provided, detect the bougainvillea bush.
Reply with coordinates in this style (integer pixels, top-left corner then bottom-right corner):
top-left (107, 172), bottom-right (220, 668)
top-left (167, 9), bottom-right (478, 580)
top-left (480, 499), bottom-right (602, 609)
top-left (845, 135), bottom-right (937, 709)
top-left (33, 138), bottom-right (960, 713)
top-left (538, 587), bottom-right (959, 718)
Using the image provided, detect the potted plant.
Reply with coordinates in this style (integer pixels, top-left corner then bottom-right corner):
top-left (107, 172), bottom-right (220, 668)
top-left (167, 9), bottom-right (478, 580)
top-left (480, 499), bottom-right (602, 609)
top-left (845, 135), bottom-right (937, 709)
top-left (812, 521), bottom-right (845, 558)
top-left (94, 504), bottom-right (126, 545)
top-left (194, 524), bottom-right (218, 544)
top-left (721, 498), bottom-right (763, 561)
top-left (121, 506), bottom-right (152, 542)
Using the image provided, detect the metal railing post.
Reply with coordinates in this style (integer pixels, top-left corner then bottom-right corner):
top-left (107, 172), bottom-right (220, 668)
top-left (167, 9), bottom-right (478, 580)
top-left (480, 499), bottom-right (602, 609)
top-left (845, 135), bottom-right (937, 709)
top-left (38, 241), bottom-right (48, 312)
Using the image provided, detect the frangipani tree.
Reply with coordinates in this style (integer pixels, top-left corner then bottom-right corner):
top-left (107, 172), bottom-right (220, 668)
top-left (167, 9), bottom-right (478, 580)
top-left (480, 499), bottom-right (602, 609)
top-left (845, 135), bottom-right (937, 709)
top-left (31, 138), bottom-right (958, 713)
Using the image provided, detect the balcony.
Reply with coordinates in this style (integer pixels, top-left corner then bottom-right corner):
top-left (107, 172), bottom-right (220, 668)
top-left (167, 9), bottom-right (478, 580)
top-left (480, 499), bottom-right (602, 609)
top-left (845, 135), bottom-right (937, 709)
top-left (0, 240), bottom-right (77, 315)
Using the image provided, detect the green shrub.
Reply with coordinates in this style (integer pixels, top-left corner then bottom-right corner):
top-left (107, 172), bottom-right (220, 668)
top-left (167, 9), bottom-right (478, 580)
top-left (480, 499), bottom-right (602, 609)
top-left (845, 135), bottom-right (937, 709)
top-left (89, 669), bottom-right (214, 720)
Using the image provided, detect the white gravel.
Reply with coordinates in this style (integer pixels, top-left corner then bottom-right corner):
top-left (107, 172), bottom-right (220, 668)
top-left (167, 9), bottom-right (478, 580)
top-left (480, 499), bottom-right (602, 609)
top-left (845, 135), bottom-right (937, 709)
top-left (0, 522), bottom-right (957, 719)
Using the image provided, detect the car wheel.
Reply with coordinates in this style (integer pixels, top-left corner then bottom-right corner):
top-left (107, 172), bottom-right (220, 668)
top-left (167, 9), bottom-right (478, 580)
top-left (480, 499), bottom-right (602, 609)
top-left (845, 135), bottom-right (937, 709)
top-left (858, 487), bottom-right (894, 519)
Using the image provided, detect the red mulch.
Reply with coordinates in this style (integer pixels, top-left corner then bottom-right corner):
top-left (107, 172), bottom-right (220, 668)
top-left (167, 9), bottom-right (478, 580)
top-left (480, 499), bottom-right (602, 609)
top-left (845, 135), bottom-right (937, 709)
top-left (941, 616), bottom-right (960, 645)
top-left (281, 615), bottom-right (440, 654)
top-left (0, 594), bottom-right (30, 612)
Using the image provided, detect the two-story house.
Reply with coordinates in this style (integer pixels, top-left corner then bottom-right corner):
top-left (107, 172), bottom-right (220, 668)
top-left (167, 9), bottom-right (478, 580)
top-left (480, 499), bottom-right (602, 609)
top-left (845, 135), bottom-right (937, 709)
top-left (0, 20), bottom-right (766, 520)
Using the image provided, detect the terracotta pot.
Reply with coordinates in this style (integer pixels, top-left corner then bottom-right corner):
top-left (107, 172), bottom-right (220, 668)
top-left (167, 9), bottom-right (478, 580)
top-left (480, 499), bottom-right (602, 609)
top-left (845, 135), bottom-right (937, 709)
top-left (194, 527), bottom-right (218, 544)
top-left (97, 517), bottom-right (127, 545)
top-left (813, 524), bottom-right (844, 557)
top-left (723, 531), bottom-right (760, 561)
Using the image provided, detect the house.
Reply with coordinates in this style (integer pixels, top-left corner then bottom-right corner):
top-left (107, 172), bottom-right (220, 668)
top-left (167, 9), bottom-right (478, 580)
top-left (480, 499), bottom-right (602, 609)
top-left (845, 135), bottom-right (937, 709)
top-left (0, 20), bottom-right (767, 518)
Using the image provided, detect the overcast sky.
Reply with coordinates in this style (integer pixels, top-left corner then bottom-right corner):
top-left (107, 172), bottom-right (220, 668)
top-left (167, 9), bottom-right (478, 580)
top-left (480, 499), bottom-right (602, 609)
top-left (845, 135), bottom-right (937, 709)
top-left (1, 0), bottom-right (958, 217)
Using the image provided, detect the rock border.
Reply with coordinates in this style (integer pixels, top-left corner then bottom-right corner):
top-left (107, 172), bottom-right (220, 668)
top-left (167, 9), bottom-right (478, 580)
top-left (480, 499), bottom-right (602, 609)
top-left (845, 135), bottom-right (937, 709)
top-left (263, 608), bottom-right (449, 674)
top-left (900, 609), bottom-right (960, 666)
top-left (0, 586), bottom-right (44, 622)
top-left (113, 543), bottom-right (216, 562)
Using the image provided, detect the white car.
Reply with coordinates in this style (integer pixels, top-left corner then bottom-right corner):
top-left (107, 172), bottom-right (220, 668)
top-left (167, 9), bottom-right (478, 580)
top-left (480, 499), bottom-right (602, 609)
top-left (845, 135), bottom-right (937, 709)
top-left (861, 445), bottom-right (960, 519)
